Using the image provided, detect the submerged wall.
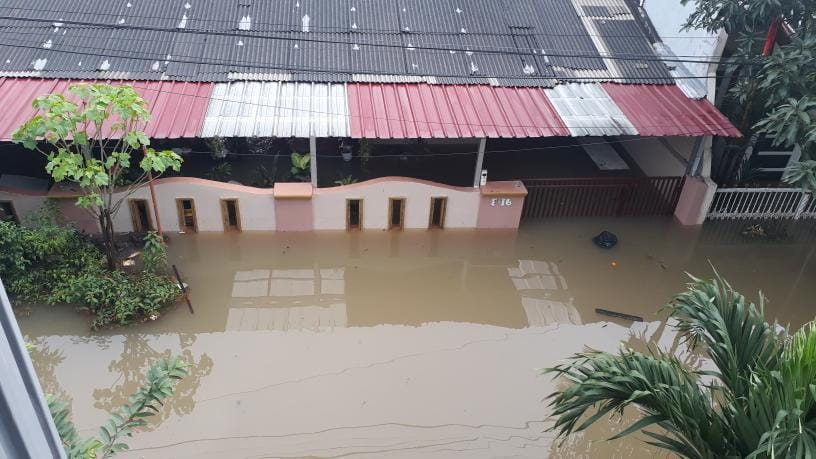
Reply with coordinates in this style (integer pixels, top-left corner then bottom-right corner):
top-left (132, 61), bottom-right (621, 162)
top-left (0, 177), bottom-right (527, 233)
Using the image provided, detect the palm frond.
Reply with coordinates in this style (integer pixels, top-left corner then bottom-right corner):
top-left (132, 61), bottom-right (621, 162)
top-left (544, 349), bottom-right (727, 459)
top-left (666, 273), bottom-right (782, 398)
top-left (745, 322), bottom-right (816, 458)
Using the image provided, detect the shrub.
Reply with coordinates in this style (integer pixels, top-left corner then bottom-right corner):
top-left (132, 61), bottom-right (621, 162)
top-left (0, 218), bottom-right (181, 328)
top-left (142, 231), bottom-right (168, 274)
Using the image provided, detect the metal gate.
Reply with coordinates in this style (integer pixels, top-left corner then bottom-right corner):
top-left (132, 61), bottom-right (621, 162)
top-left (521, 176), bottom-right (685, 219)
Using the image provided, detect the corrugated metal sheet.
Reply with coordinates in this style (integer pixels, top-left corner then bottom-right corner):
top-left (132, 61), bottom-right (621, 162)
top-left (653, 43), bottom-right (707, 99)
top-left (347, 83), bottom-right (568, 138)
top-left (594, 19), bottom-right (672, 83)
top-left (0, 0), bottom-right (670, 84)
top-left (202, 81), bottom-right (349, 137)
top-left (602, 83), bottom-right (741, 137)
top-left (545, 83), bottom-right (637, 136)
top-left (0, 78), bottom-right (213, 139)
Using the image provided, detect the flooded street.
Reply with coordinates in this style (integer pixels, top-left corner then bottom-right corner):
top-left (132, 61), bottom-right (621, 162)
top-left (17, 218), bottom-right (816, 458)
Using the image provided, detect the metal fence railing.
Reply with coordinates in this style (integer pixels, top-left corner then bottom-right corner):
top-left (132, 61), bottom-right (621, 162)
top-left (708, 188), bottom-right (816, 220)
top-left (521, 176), bottom-right (685, 219)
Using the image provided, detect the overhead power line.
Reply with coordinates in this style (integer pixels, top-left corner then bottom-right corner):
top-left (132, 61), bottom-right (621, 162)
top-left (0, 25), bottom-right (727, 62)
top-left (0, 32), bottom-right (752, 86)
top-left (0, 3), bottom-right (721, 41)
top-left (0, 14), bottom-right (761, 67)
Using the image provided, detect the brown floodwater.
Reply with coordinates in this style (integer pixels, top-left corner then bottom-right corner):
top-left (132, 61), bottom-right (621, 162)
top-left (16, 217), bottom-right (816, 458)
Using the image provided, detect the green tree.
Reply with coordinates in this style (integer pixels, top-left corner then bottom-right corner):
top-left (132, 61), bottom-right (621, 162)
top-left (546, 274), bottom-right (816, 458)
top-left (47, 356), bottom-right (188, 458)
top-left (683, 0), bottom-right (816, 189)
top-left (12, 83), bottom-right (182, 269)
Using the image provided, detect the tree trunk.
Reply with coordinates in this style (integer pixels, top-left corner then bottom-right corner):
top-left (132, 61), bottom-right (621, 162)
top-left (99, 209), bottom-right (117, 270)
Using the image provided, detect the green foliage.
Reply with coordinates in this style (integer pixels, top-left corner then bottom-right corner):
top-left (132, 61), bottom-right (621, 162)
top-left (141, 231), bottom-right (167, 274)
top-left (11, 83), bottom-right (183, 269)
top-left (205, 162), bottom-right (232, 182)
top-left (48, 356), bottom-right (188, 458)
top-left (0, 216), bottom-right (181, 328)
top-left (334, 174), bottom-right (358, 186)
top-left (782, 160), bottom-right (816, 191)
top-left (545, 273), bottom-right (816, 458)
top-left (684, 1), bottom-right (816, 185)
top-left (290, 152), bottom-right (311, 181)
top-left (252, 164), bottom-right (276, 188)
top-left (206, 135), bottom-right (226, 159)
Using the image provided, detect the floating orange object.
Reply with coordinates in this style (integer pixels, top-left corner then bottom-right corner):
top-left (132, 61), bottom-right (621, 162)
top-left (611, 261), bottom-right (618, 267)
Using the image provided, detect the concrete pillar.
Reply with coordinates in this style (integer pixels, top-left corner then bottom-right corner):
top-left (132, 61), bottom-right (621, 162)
top-left (473, 138), bottom-right (486, 188)
top-left (309, 136), bottom-right (317, 188)
top-left (674, 176), bottom-right (717, 226)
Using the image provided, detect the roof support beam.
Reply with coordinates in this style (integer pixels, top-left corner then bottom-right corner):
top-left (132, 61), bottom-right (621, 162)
top-left (473, 138), bottom-right (486, 188)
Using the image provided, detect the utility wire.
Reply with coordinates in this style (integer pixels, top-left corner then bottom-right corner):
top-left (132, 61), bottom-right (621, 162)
top-left (0, 25), bottom-right (728, 62)
top-left (157, 134), bottom-right (723, 158)
top-left (0, 14), bottom-right (761, 67)
top-left (0, 3), bottom-right (727, 40)
top-left (0, 33), bottom-right (746, 85)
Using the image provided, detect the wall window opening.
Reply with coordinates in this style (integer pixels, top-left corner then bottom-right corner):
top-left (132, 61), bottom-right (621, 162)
top-left (176, 198), bottom-right (197, 233)
top-left (221, 199), bottom-right (241, 231)
top-left (389, 198), bottom-right (405, 230)
top-left (429, 197), bottom-right (447, 229)
top-left (347, 199), bottom-right (362, 230)
top-left (0, 201), bottom-right (18, 224)
top-left (128, 199), bottom-right (152, 233)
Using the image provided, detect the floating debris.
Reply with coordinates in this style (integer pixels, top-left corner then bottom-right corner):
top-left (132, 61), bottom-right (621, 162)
top-left (593, 230), bottom-right (618, 249)
top-left (595, 308), bottom-right (642, 322)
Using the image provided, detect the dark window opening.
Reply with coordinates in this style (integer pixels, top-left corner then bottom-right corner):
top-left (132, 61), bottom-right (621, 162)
top-left (129, 199), bottom-right (151, 233)
top-left (429, 197), bottom-right (447, 229)
top-left (389, 198), bottom-right (405, 230)
top-left (0, 201), bottom-right (18, 224)
top-left (347, 199), bottom-right (362, 230)
top-left (222, 199), bottom-right (241, 231)
top-left (177, 199), bottom-right (197, 233)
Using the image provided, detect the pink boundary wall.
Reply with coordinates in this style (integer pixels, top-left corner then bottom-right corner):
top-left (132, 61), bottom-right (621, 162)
top-left (476, 181), bottom-right (528, 229)
top-left (673, 176), bottom-right (717, 226)
top-left (0, 176), bottom-right (529, 233)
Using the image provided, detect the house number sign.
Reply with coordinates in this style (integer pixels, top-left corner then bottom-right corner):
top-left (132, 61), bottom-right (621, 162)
top-left (490, 198), bottom-right (512, 207)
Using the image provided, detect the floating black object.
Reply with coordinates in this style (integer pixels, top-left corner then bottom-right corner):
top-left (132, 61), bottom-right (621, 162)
top-left (595, 308), bottom-right (643, 322)
top-left (593, 231), bottom-right (618, 249)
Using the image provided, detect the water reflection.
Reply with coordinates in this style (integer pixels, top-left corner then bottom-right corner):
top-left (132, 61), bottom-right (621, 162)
top-left (14, 218), bottom-right (816, 458)
top-left (228, 267), bottom-right (348, 331)
top-left (92, 334), bottom-right (213, 427)
top-left (28, 337), bottom-right (71, 407)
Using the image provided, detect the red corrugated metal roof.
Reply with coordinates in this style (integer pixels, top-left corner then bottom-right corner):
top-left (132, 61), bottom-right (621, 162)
top-left (601, 83), bottom-right (741, 137)
top-left (0, 78), bottom-right (213, 140)
top-left (348, 83), bottom-right (569, 139)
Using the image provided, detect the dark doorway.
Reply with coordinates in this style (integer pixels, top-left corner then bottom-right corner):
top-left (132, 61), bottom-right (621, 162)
top-left (176, 198), bottom-right (198, 233)
top-left (429, 197), bottom-right (447, 229)
top-left (129, 199), bottom-right (152, 233)
top-left (0, 201), bottom-right (18, 224)
top-left (389, 198), bottom-right (405, 230)
top-left (347, 199), bottom-right (362, 230)
top-left (221, 199), bottom-right (241, 232)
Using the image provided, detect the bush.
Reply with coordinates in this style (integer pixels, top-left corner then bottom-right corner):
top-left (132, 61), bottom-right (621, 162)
top-left (0, 218), bottom-right (181, 328)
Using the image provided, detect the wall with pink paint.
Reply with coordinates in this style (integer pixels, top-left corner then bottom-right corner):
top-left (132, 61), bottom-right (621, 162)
top-left (312, 177), bottom-right (480, 230)
top-left (55, 198), bottom-right (100, 234)
top-left (0, 189), bottom-right (48, 225)
top-left (110, 178), bottom-right (276, 233)
top-left (476, 195), bottom-right (525, 229)
top-left (274, 199), bottom-right (314, 231)
top-left (674, 176), bottom-right (716, 225)
top-left (4, 177), bottom-right (528, 233)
